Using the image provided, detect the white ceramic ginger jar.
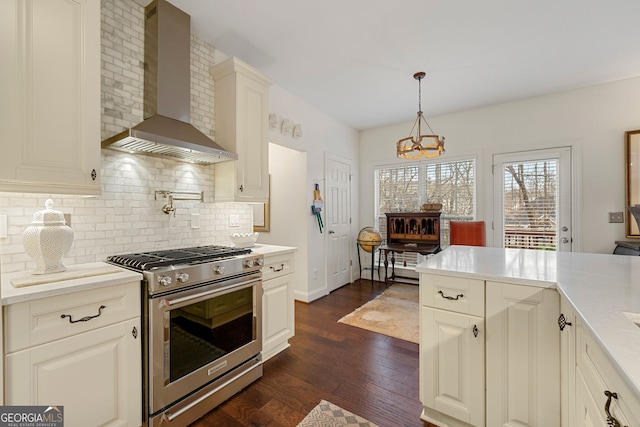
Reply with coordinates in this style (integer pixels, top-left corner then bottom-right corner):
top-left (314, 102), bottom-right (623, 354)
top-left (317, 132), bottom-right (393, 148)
top-left (22, 199), bottom-right (74, 274)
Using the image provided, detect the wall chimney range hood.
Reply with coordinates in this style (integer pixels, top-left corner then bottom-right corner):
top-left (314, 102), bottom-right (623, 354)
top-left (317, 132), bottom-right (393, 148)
top-left (101, 0), bottom-right (237, 165)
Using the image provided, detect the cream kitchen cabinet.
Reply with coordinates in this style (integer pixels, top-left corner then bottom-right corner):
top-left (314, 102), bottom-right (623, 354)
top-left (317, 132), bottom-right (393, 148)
top-left (569, 302), bottom-right (640, 427)
top-left (485, 281), bottom-right (560, 427)
top-left (212, 57), bottom-right (271, 203)
top-left (559, 295), bottom-right (577, 427)
top-left (261, 249), bottom-right (295, 361)
top-left (419, 274), bottom-right (559, 427)
top-left (3, 281), bottom-right (141, 427)
top-left (0, 0), bottom-right (101, 195)
top-left (420, 274), bottom-right (485, 427)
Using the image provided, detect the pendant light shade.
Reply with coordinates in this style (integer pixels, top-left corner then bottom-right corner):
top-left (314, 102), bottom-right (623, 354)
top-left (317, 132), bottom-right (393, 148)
top-left (396, 72), bottom-right (445, 159)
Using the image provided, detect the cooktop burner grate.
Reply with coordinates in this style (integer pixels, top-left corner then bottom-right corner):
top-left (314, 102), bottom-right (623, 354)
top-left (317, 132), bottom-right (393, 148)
top-left (107, 245), bottom-right (251, 271)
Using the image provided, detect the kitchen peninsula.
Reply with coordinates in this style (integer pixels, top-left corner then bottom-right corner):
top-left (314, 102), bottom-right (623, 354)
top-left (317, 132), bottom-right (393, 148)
top-left (416, 246), bottom-right (640, 427)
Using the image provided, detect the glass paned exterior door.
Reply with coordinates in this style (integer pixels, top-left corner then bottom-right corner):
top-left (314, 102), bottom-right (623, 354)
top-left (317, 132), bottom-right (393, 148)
top-left (493, 147), bottom-right (572, 251)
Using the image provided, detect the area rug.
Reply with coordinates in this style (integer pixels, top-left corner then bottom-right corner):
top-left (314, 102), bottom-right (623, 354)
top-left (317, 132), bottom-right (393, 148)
top-left (337, 284), bottom-right (419, 344)
top-left (297, 400), bottom-right (379, 427)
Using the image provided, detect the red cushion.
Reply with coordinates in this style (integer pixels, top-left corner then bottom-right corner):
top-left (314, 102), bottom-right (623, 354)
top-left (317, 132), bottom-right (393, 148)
top-left (450, 221), bottom-right (486, 246)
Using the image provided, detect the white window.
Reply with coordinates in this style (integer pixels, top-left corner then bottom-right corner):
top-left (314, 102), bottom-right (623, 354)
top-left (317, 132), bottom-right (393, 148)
top-left (374, 158), bottom-right (476, 266)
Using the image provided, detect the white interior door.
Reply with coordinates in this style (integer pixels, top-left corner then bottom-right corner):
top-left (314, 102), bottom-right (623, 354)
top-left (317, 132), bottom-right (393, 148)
top-left (493, 147), bottom-right (572, 251)
top-left (326, 155), bottom-right (352, 292)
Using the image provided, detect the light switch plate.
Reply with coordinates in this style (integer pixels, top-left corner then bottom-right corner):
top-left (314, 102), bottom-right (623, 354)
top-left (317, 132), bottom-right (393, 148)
top-left (609, 212), bottom-right (624, 223)
top-left (229, 214), bottom-right (240, 227)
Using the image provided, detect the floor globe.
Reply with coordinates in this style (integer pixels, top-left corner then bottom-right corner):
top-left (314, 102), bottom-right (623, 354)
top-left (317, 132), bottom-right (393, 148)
top-left (357, 227), bottom-right (382, 253)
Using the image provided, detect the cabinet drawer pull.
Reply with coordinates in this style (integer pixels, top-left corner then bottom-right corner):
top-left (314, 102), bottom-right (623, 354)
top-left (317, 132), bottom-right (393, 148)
top-left (270, 264), bottom-right (285, 272)
top-left (61, 305), bottom-right (106, 324)
top-left (438, 290), bottom-right (463, 300)
top-left (604, 390), bottom-right (626, 427)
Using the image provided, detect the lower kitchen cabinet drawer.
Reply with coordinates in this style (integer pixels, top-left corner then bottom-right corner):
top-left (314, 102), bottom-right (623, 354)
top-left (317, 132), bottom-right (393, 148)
top-left (5, 317), bottom-right (142, 427)
top-left (576, 321), bottom-right (640, 426)
top-left (262, 251), bottom-right (294, 281)
top-left (420, 273), bottom-right (484, 316)
top-left (575, 367), bottom-right (634, 427)
top-left (4, 281), bottom-right (140, 353)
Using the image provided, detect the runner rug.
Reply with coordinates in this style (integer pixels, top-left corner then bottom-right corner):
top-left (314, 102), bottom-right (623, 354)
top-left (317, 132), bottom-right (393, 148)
top-left (337, 283), bottom-right (419, 344)
top-left (297, 400), bottom-right (379, 427)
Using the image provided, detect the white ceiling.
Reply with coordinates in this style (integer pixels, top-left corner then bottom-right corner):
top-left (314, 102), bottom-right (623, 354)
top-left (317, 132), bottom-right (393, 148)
top-left (168, 0), bottom-right (640, 131)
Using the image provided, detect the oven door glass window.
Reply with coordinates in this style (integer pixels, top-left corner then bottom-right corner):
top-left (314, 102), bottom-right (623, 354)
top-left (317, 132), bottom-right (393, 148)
top-left (169, 286), bottom-right (254, 382)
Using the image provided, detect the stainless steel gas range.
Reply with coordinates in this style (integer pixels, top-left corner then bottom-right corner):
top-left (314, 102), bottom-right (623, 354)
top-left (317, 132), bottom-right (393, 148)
top-left (107, 245), bottom-right (264, 427)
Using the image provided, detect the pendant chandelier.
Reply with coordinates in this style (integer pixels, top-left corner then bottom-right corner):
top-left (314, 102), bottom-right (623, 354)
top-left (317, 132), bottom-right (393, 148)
top-left (396, 72), bottom-right (445, 159)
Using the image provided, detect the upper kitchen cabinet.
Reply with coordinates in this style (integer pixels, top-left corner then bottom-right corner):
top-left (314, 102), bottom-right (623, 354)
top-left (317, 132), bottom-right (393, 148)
top-left (0, 0), bottom-right (101, 195)
top-left (212, 57), bottom-right (272, 203)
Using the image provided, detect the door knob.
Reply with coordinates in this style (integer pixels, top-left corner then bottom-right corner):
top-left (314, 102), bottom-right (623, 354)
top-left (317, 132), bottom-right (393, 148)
top-left (561, 226), bottom-right (568, 232)
top-left (561, 237), bottom-right (569, 243)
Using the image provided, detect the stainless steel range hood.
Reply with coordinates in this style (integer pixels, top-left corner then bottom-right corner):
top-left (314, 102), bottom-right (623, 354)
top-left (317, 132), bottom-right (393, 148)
top-left (101, 0), bottom-right (236, 165)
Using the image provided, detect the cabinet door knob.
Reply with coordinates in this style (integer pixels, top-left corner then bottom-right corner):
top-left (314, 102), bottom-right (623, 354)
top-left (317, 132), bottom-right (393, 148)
top-left (472, 324), bottom-right (479, 338)
top-left (558, 313), bottom-right (572, 331)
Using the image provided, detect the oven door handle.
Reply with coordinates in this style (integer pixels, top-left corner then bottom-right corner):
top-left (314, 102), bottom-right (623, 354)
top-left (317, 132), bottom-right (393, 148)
top-left (160, 278), bottom-right (261, 309)
top-left (162, 359), bottom-right (261, 423)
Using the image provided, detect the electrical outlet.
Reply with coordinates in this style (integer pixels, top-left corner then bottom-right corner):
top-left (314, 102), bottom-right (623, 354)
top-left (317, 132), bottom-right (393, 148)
top-left (0, 214), bottom-right (6, 238)
top-left (609, 212), bottom-right (624, 223)
top-left (229, 214), bottom-right (240, 227)
top-left (191, 213), bottom-right (200, 229)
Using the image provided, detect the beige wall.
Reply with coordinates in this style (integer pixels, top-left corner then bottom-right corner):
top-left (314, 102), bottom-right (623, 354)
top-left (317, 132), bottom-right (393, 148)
top-left (268, 86), bottom-right (360, 302)
top-left (359, 76), bottom-right (640, 254)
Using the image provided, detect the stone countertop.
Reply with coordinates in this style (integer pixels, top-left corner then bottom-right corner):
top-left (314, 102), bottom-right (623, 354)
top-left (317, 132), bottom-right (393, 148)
top-left (1, 262), bottom-right (143, 306)
top-left (250, 244), bottom-right (297, 256)
top-left (416, 245), bottom-right (640, 402)
top-left (0, 245), bottom-right (295, 305)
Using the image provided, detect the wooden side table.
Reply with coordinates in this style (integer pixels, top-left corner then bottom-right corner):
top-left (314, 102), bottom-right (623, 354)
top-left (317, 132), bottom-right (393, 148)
top-left (380, 243), bottom-right (440, 285)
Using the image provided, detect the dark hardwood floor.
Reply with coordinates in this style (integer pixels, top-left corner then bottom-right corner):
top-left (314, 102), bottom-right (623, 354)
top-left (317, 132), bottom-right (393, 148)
top-left (190, 279), bottom-right (429, 427)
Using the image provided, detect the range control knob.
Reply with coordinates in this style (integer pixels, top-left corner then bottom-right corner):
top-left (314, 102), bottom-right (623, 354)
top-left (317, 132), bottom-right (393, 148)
top-left (176, 272), bottom-right (189, 283)
top-left (244, 259), bottom-right (255, 268)
top-left (158, 276), bottom-right (172, 287)
top-left (213, 266), bottom-right (225, 275)
top-left (255, 258), bottom-right (264, 266)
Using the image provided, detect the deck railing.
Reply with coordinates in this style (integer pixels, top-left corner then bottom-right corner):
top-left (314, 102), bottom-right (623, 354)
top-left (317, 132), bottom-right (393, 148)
top-left (504, 229), bottom-right (557, 250)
